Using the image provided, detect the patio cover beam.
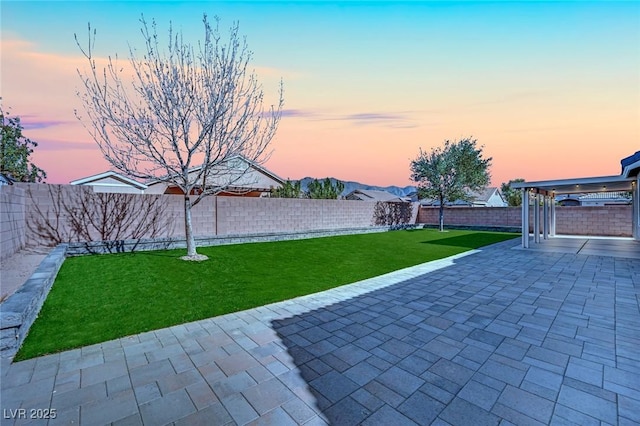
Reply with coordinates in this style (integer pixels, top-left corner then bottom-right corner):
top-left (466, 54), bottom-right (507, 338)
top-left (511, 175), bottom-right (634, 195)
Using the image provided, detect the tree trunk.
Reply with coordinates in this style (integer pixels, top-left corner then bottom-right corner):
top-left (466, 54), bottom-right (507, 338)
top-left (184, 196), bottom-right (197, 256)
top-left (439, 204), bottom-right (444, 232)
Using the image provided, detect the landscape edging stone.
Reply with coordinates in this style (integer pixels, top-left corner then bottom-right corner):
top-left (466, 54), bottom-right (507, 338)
top-left (0, 244), bottom-right (68, 359)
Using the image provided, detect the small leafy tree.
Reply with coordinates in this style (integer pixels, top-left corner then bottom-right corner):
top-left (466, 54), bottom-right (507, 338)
top-left (306, 178), bottom-right (344, 199)
top-left (0, 103), bottom-right (47, 182)
top-left (501, 178), bottom-right (525, 207)
top-left (271, 179), bottom-right (302, 198)
top-left (411, 137), bottom-right (491, 231)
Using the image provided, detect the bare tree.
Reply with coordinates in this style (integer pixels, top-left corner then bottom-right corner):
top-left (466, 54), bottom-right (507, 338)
top-left (75, 14), bottom-right (284, 260)
top-left (373, 201), bottom-right (413, 229)
top-left (27, 185), bottom-right (174, 253)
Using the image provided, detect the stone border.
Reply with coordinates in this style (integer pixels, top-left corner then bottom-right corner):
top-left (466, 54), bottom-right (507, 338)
top-left (65, 226), bottom-right (405, 255)
top-left (0, 244), bottom-right (67, 358)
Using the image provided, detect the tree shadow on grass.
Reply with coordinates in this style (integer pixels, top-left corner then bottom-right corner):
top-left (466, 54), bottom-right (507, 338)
top-left (420, 233), bottom-right (518, 249)
top-left (418, 233), bottom-right (485, 249)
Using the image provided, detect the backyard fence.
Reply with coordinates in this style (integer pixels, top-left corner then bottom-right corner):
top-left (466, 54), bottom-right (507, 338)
top-left (0, 185), bottom-right (26, 261)
top-left (417, 205), bottom-right (632, 237)
top-left (2, 183), bottom-right (416, 258)
top-left (1, 182), bottom-right (631, 261)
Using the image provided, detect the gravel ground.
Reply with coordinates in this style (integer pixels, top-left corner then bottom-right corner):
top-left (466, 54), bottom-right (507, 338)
top-left (0, 248), bottom-right (49, 301)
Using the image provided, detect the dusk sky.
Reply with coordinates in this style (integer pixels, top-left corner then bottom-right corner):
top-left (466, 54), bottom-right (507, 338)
top-left (2, 1), bottom-right (639, 187)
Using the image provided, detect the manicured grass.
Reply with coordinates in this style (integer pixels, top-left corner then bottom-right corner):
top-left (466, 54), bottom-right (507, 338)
top-left (16, 229), bottom-right (517, 360)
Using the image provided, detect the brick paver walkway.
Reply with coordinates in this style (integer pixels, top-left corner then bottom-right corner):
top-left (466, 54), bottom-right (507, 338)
top-left (1, 239), bottom-right (639, 425)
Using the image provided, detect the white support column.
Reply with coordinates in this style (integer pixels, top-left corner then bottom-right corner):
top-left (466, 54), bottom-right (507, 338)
top-left (634, 178), bottom-right (639, 241)
top-left (550, 194), bottom-right (556, 237)
top-left (533, 193), bottom-right (540, 244)
top-left (522, 188), bottom-right (530, 248)
top-left (543, 195), bottom-right (549, 240)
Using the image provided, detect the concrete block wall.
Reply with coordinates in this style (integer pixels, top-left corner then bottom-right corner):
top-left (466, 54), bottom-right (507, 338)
top-left (215, 197), bottom-right (378, 236)
top-left (22, 183), bottom-right (185, 246)
top-left (153, 195), bottom-right (215, 238)
top-left (10, 182), bottom-right (634, 249)
top-left (555, 206), bottom-right (632, 237)
top-left (22, 183), bottom-right (78, 246)
top-left (190, 197), bottom-right (216, 237)
top-left (417, 205), bottom-right (632, 237)
top-left (12, 183), bottom-right (386, 247)
top-left (417, 207), bottom-right (522, 229)
top-left (0, 185), bottom-right (26, 261)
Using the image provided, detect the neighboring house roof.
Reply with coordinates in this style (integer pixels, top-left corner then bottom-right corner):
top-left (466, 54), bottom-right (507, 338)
top-left (0, 173), bottom-right (15, 185)
top-left (555, 194), bottom-right (580, 202)
top-left (469, 187), bottom-right (504, 205)
top-left (232, 156), bottom-right (285, 187)
top-left (345, 189), bottom-right (410, 202)
top-left (556, 192), bottom-right (632, 206)
top-left (70, 171), bottom-right (148, 190)
top-left (420, 187), bottom-right (506, 207)
top-left (145, 155), bottom-right (285, 194)
top-left (148, 155), bottom-right (283, 184)
top-left (579, 191), bottom-right (631, 201)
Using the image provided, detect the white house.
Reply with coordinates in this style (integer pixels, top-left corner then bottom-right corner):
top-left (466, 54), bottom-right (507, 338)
top-left (468, 187), bottom-right (507, 207)
top-left (70, 171), bottom-right (148, 194)
top-left (72, 156), bottom-right (284, 197)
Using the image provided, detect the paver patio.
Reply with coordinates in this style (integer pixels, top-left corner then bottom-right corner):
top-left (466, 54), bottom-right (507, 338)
top-left (1, 238), bottom-right (639, 425)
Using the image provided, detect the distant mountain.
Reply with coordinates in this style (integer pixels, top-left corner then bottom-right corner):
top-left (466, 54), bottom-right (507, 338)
top-left (297, 177), bottom-right (418, 200)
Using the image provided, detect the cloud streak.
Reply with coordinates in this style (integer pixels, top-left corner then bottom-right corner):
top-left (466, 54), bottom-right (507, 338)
top-left (281, 108), bottom-right (418, 128)
top-left (339, 112), bottom-right (418, 128)
top-left (35, 140), bottom-right (99, 151)
top-left (280, 109), bottom-right (319, 118)
top-left (20, 117), bottom-right (72, 130)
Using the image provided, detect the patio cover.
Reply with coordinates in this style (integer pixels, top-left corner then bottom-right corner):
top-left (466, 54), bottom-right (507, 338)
top-left (511, 154), bottom-right (640, 247)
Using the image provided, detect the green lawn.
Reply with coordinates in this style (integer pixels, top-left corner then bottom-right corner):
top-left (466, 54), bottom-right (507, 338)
top-left (16, 229), bottom-right (518, 360)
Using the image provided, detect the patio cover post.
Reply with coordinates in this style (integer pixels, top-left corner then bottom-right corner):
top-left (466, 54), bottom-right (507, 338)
top-left (522, 188), bottom-right (529, 248)
top-left (534, 193), bottom-right (540, 244)
top-left (634, 177), bottom-right (639, 240)
top-left (543, 195), bottom-right (549, 240)
top-left (550, 195), bottom-right (556, 237)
